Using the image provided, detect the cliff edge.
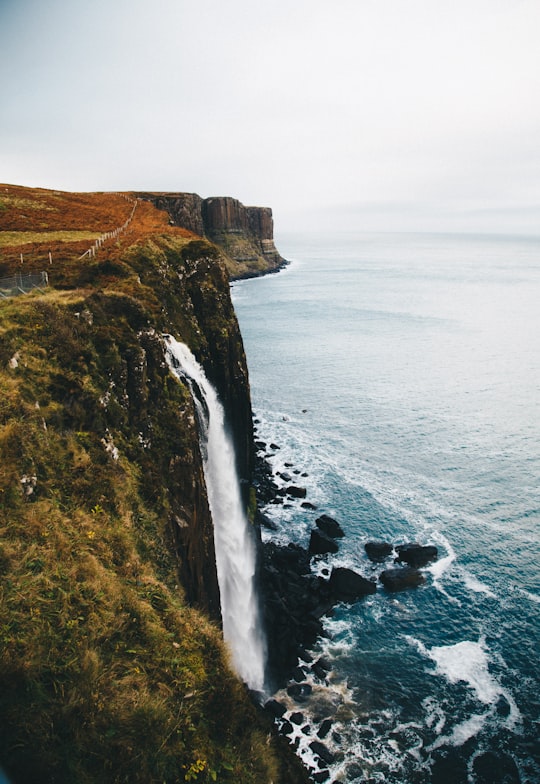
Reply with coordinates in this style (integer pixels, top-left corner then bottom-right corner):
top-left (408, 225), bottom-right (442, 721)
top-left (0, 185), bottom-right (307, 784)
top-left (139, 192), bottom-right (287, 279)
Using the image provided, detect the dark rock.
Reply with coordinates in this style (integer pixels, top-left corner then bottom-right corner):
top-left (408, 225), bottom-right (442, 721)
top-left (301, 501), bottom-right (318, 510)
top-left (379, 566), bottom-right (426, 591)
top-left (328, 567), bottom-right (377, 600)
top-left (255, 509), bottom-right (278, 530)
top-left (290, 711), bottom-right (304, 725)
top-left (364, 541), bottom-right (393, 561)
top-left (311, 663), bottom-right (328, 681)
top-left (311, 657), bottom-right (331, 681)
top-left (309, 741), bottom-right (335, 765)
top-left (301, 472), bottom-right (308, 477)
top-left (287, 485), bottom-right (307, 499)
top-left (270, 443), bottom-right (280, 450)
top-left (309, 529), bottom-right (339, 555)
top-left (395, 543), bottom-right (438, 567)
top-left (280, 472), bottom-right (293, 482)
top-left (284, 462), bottom-right (294, 467)
top-left (264, 699), bottom-right (286, 718)
top-left (292, 666), bottom-right (306, 682)
top-left (287, 683), bottom-right (313, 701)
top-left (255, 440), bottom-right (266, 450)
top-left (279, 720), bottom-right (294, 736)
top-left (312, 771), bottom-right (330, 783)
top-left (317, 719), bottom-right (332, 739)
top-left (301, 724), bottom-right (311, 735)
top-left (315, 514), bottom-right (345, 538)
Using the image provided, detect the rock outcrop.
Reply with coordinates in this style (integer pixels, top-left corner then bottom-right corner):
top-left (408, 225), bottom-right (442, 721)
top-left (139, 192), bottom-right (287, 278)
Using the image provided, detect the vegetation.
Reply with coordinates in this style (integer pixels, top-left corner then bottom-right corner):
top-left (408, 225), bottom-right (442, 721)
top-left (0, 186), bottom-right (307, 784)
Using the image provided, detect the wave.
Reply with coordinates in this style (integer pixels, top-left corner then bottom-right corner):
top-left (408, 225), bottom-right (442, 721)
top-left (461, 570), bottom-right (497, 599)
top-left (407, 636), bottom-right (521, 734)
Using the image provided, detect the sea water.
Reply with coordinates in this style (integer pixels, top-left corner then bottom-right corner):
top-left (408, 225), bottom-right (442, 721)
top-left (231, 232), bottom-right (540, 783)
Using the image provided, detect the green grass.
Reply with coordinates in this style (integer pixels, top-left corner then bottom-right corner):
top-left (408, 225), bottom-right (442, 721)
top-left (0, 230), bottom-right (101, 247)
top-left (0, 236), bottom-right (307, 784)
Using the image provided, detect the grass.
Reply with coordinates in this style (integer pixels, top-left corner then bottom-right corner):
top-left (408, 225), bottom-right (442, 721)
top-left (0, 186), bottom-right (308, 784)
top-left (0, 230), bottom-right (101, 247)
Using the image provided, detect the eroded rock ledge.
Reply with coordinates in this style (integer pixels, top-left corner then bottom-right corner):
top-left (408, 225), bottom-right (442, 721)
top-left (138, 192), bottom-right (288, 279)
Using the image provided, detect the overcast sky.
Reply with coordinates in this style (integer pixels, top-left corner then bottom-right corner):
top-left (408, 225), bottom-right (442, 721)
top-left (1, 0), bottom-right (539, 233)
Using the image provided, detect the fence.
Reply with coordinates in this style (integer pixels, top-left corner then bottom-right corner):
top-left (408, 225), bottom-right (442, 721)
top-left (0, 271), bottom-right (49, 299)
top-left (78, 195), bottom-right (139, 259)
top-left (1, 194), bottom-right (139, 299)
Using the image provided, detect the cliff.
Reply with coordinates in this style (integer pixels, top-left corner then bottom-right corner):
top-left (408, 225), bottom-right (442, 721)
top-left (0, 185), bottom-right (307, 784)
top-left (138, 192), bottom-right (287, 279)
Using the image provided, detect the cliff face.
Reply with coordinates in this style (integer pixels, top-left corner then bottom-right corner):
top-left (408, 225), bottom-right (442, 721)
top-left (0, 186), bottom-right (308, 784)
top-left (139, 192), bottom-right (287, 279)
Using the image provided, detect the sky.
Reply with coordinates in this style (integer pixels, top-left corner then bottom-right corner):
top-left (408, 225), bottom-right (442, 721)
top-left (1, 0), bottom-right (539, 234)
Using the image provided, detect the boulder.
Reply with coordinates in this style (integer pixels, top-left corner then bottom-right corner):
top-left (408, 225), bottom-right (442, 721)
top-left (279, 719), bottom-right (293, 736)
top-left (379, 566), bottom-right (425, 591)
top-left (315, 514), bottom-right (345, 538)
top-left (309, 741), bottom-right (335, 765)
top-left (364, 541), bottom-right (393, 562)
top-left (328, 567), bottom-right (377, 600)
top-left (312, 771), bottom-right (330, 783)
top-left (311, 657), bottom-right (331, 681)
top-left (290, 711), bottom-right (304, 725)
top-left (287, 682), bottom-right (312, 701)
top-left (309, 529), bottom-right (339, 555)
top-left (317, 719), bottom-right (332, 739)
top-left (292, 666), bottom-right (306, 682)
top-left (264, 699), bottom-right (286, 718)
top-left (286, 485), bottom-right (307, 499)
top-left (395, 543), bottom-right (438, 567)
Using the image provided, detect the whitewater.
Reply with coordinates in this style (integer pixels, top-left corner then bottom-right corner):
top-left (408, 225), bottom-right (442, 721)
top-left (232, 232), bottom-right (540, 783)
top-left (164, 336), bottom-right (266, 691)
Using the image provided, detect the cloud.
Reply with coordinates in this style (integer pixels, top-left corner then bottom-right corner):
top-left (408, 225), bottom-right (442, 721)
top-left (1, 0), bottom-right (539, 232)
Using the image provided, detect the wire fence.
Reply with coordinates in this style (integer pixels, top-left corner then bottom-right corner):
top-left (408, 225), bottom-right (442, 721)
top-left (1, 194), bottom-right (139, 300)
top-left (0, 271), bottom-right (49, 299)
top-left (78, 194), bottom-right (139, 259)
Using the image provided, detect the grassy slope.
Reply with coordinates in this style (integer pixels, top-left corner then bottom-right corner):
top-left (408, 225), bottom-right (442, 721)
top-left (0, 186), bottom-right (307, 784)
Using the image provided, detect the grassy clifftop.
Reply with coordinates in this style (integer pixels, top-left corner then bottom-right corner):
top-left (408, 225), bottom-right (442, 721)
top-left (0, 186), bottom-right (307, 784)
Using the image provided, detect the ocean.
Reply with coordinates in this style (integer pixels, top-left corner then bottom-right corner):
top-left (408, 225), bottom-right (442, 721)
top-left (231, 232), bottom-right (540, 784)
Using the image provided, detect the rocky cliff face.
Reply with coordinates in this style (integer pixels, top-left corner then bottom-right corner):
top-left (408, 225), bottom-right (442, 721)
top-left (139, 192), bottom-right (287, 279)
top-left (0, 186), bottom-right (309, 784)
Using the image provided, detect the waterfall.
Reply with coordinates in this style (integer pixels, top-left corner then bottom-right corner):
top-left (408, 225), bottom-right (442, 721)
top-left (164, 335), bottom-right (266, 691)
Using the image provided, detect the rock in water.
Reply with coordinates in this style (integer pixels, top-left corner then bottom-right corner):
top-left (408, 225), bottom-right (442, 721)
top-left (315, 514), bottom-right (345, 538)
top-left (309, 529), bottom-right (339, 555)
top-left (364, 541), bottom-right (393, 561)
top-left (329, 567), bottom-right (377, 599)
top-left (287, 682), bottom-right (313, 701)
top-left (379, 566), bottom-right (426, 591)
top-left (287, 485), bottom-right (307, 498)
top-left (309, 741), bottom-right (335, 765)
top-left (395, 543), bottom-right (438, 567)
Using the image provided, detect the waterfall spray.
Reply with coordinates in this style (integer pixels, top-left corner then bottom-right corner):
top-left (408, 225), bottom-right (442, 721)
top-left (164, 335), bottom-right (266, 691)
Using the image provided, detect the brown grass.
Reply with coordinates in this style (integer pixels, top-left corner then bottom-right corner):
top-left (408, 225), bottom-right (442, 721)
top-left (0, 184), bottom-right (197, 279)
